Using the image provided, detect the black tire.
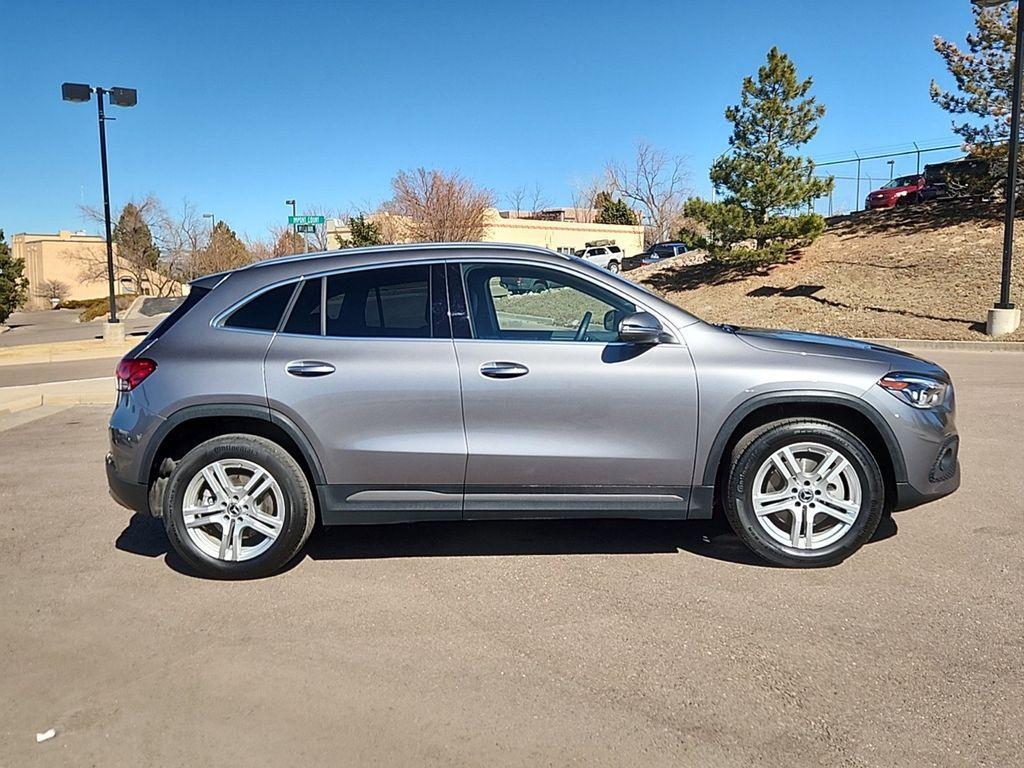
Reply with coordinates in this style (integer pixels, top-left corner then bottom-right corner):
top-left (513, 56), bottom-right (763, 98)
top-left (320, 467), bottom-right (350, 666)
top-left (532, 281), bottom-right (548, 293)
top-left (163, 434), bottom-right (316, 579)
top-left (723, 419), bottom-right (885, 567)
top-left (607, 260), bottom-right (620, 274)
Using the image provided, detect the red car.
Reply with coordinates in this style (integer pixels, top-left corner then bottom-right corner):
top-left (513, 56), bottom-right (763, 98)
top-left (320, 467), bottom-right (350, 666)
top-left (865, 175), bottom-right (927, 209)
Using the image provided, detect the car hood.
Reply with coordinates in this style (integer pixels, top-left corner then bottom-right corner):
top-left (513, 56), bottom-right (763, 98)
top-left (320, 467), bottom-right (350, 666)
top-left (727, 326), bottom-right (942, 373)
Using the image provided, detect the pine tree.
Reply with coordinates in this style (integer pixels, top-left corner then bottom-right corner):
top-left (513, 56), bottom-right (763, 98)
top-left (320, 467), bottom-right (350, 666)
top-left (686, 48), bottom-right (832, 259)
top-left (114, 202), bottom-right (160, 271)
top-left (595, 196), bottom-right (639, 226)
top-left (931, 4), bottom-right (1019, 156)
top-left (197, 221), bottom-right (251, 274)
top-left (336, 214), bottom-right (384, 248)
top-left (0, 229), bottom-right (30, 324)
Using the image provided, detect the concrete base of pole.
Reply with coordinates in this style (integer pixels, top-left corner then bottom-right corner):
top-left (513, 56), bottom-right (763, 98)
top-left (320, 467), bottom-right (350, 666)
top-left (102, 321), bottom-right (126, 344)
top-left (986, 307), bottom-right (1021, 337)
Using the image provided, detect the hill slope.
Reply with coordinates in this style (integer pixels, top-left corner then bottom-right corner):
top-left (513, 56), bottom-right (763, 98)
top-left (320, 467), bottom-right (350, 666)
top-left (635, 201), bottom-right (1024, 341)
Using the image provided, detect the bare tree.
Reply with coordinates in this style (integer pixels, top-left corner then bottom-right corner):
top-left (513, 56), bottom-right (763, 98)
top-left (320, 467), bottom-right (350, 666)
top-left (387, 168), bottom-right (493, 242)
top-left (77, 194), bottom-right (183, 296)
top-left (568, 177), bottom-right (605, 224)
top-left (267, 225), bottom-right (307, 257)
top-left (505, 185), bottom-right (527, 216)
top-left (605, 141), bottom-right (690, 244)
top-left (36, 279), bottom-right (71, 305)
top-left (529, 182), bottom-right (549, 216)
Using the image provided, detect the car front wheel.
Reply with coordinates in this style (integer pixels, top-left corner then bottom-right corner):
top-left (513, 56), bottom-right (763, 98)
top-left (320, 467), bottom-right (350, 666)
top-left (163, 434), bottom-right (316, 579)
top-left (724, 419), bottom-right (885, 567)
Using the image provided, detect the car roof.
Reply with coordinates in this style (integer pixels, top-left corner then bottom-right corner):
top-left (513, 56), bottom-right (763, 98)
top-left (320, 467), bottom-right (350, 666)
top-left (192, 242), bottom-right (574, 288)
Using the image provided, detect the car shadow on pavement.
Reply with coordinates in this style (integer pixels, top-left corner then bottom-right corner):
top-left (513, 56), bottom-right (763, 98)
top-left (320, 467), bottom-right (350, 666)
top-left (114, 513), bottom-right (899, 577)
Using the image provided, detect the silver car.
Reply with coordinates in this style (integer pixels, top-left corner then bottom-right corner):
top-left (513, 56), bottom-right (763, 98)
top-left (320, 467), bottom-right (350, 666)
top-left (106, 243), bottom-right (960, 578)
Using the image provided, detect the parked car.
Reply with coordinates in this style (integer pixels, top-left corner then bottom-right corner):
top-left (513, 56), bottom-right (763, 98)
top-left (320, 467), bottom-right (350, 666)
top-left (575, 244), bottom-right (624, 273)
top-left (864, 175), bottom-right (945, 209)
top-left (624, 242), bottom-right (690, 270)
top-left (499, 275), bottom-right (555, 294)
top-left (107, 243), bottom-right (960, 578)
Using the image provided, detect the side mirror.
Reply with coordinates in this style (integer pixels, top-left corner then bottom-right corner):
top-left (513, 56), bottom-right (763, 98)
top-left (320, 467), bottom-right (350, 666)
top-left (618, 311), bottom-right (663, 344)
top-left (603, 308), bottom-right (626, 332)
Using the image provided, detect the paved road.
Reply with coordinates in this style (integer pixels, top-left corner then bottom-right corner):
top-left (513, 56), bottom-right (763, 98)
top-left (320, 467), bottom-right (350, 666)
top-left (0, 357), bottom-right (120, 387)
top-left (0, 349), bottom-right (1021, 766)
top-left (0, 309), bottom-right (157, 348)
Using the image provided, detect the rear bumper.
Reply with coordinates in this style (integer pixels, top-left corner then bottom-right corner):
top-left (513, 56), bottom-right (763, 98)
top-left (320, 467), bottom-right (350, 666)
top-left (106, 453), bottom-right (150, 513)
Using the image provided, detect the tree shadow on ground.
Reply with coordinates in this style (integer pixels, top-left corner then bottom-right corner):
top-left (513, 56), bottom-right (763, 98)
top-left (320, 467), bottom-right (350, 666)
top-left (115, 513), bottom-right (898, 578)
top-left (642, 254), bottom-right (799, 293)
top-left (747, 284), bottom-right (983, 329)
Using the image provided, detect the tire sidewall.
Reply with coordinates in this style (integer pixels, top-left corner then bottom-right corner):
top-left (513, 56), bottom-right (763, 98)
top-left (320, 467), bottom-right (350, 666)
top-left (728, 422), bottom-right (885, 567)
top-left (163, 436), bottom-right (313, 579)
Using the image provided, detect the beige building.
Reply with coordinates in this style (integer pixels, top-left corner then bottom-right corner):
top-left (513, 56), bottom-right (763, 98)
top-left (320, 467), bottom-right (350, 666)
top-left (11, 230), bottom-right (182, 310)
top-left (326, 208), bottom-right (645, 258)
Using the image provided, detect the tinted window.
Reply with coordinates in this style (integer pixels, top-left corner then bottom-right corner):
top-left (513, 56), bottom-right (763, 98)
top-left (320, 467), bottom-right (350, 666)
top-left (283, 278), bottom-right (322, 335)
top-left (462, 263), bottom-right (634, 343)
top-left (223, 284), bottom-right (296, 331)
top-left (325, 265), bottom-right (431, 338)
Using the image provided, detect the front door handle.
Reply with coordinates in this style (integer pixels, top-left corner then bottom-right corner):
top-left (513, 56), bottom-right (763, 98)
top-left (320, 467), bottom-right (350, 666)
top-left (479, 361), bottom-right (529, 379)
top-left (285, 360), bottom-right (336, 377)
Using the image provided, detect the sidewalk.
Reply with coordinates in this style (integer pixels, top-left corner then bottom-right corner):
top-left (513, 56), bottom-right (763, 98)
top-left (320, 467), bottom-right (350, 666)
top-left (0, 376), bottom-right (115, 415)
top-left (0, 338), bottom-right (135, 367)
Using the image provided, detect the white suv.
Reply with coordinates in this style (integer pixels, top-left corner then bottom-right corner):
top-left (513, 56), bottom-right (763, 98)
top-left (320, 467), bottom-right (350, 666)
top-left (575, 245), bottom-right (623, 273)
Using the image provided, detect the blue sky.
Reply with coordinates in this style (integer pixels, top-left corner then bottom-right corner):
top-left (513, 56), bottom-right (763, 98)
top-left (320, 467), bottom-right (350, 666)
top-left (2, 0), bottom-right (980, 239)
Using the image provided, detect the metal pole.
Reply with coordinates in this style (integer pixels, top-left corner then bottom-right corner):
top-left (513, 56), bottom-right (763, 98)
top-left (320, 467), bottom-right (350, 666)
top-left (855, 155), bottom-right (862, 212)
top-left (996, 2), bottom-right (1024, 309)
top-left (914, 142), bottom-right (921, 174)
top-left (96, 87), bottom-right (118, 323)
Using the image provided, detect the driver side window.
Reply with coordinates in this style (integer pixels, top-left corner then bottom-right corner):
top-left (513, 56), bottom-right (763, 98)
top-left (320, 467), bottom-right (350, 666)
top-left (460, 263), bottom-right (635, 342)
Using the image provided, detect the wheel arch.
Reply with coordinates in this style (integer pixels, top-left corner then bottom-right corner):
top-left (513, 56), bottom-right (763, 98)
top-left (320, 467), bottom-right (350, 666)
top-left (141, 404), bottom-right (326, 491)
top-left (702, 392), bottom-right (907, 505)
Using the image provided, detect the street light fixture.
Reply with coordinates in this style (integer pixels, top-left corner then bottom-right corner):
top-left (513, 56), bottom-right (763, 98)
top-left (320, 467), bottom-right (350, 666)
top-left (972, 0), bottom-right (1022, 334)
top-left (61, 82), bottom-right (137, 326)
top-left (203, 212), bottom-right (215, 231)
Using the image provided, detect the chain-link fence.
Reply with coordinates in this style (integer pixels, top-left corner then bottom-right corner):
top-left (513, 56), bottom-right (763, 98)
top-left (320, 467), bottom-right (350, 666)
top-left (810, 138), bottom-right (970, 215)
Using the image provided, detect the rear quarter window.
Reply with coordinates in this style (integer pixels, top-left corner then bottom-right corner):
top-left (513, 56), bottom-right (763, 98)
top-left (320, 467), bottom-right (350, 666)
top-left (223, 283), bottom-right (297, 331)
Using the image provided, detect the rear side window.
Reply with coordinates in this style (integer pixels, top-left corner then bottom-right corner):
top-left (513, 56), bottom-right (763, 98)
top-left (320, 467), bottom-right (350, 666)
top-left (283, 278), bottom-right (322, 335)
top-left (325, 265), bottom-right (431, 338)
top-left (146, 286), bottom-right (210, 342)
top-left (223, 284), bottom-right (296, 331)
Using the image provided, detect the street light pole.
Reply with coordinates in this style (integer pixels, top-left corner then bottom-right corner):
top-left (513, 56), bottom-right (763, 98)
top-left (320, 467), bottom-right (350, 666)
top-left (974, 0), bottom-right (1023, 334)
top-left (95, 87), bottom-right (119, 324)
top-left (62, 82), bottom-right (136, 330)
top-left (997, 1), bottom-right (1024, 311)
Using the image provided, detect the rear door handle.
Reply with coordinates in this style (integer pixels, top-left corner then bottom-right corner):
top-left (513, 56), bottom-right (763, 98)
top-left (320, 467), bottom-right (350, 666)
top-left (286, 360), bottom-right (336, 377)
top-left (479, 361), bottom-right (529, 379)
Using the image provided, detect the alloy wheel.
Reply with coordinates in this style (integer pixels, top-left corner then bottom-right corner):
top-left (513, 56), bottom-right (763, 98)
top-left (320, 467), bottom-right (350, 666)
top-left (181, 459), bottom-right (285, 562)
top-left (750, 441), bottom-right (862, 550)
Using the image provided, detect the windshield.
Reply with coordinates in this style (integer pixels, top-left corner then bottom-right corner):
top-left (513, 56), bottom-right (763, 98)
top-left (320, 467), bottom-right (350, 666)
top-left (882, 176), bottom-right (919, 189)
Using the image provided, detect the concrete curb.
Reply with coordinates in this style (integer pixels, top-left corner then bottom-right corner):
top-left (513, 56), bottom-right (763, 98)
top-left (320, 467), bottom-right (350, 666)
top-left (0, 377), bottom-right (115, 415)
top-left (859, 338), bottom-right (1024, 352)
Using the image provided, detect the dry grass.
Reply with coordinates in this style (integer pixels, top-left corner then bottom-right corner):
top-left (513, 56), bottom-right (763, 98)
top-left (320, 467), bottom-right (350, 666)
top-left (634, 200), bottom-right (1024, 341)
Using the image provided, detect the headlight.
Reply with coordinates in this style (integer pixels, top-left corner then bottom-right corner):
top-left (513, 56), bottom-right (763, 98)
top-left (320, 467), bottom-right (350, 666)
top-left (878, 372), bottom-right (948, 409)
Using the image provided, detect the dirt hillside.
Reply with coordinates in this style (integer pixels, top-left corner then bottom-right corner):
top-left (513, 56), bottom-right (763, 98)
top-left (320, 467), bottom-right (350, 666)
top-left (635, 201), bottom-right (1024, 341)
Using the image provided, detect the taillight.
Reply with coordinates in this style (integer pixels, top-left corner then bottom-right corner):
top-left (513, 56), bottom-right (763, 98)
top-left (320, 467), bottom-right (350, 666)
top-left (116, 358), bottom-right (157, 391)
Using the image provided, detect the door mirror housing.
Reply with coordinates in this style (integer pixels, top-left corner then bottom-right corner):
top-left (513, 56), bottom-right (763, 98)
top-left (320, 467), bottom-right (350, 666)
top-left (618, 311), bottom-right (663, 344)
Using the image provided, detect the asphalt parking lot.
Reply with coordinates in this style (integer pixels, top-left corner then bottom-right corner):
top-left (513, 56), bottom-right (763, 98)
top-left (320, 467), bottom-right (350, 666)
top-left (1, 349), bottom-right (1021, 767)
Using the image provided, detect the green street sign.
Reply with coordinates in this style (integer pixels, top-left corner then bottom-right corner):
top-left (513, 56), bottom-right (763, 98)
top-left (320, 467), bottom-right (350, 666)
top-left (289, 215), bottom-right (324, 225)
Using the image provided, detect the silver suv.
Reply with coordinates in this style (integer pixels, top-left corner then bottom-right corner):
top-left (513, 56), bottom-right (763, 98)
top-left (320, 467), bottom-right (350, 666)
top-left (106, 244), bottom-right (960, 578)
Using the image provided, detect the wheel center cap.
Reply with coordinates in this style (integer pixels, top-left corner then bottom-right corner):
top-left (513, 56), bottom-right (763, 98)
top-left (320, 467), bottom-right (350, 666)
top-left (798, 489), bottom-right (814, 503)
top-left (227, 503), bottom-right (241, 517)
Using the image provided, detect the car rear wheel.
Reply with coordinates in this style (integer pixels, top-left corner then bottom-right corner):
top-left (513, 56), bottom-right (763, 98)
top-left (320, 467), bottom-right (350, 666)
top-left (163, 434), bottom-right (316, 579)
top-left (607, 260), bottom-right (620, 274)
top-left (724, 419), bottom-right (885, 567)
